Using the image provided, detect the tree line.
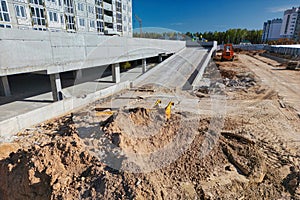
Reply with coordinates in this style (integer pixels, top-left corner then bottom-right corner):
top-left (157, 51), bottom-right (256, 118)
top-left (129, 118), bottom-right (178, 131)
top-left (133, 32), bottom-right (184, 40)
top-left (186, 29), bottom-right (263, 44)
top-left (132, 29), bottom-right (263, 44)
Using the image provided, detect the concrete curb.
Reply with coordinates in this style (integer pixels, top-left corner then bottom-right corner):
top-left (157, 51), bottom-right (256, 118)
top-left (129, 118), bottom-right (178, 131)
top-left (260, 53), bottom-right (290, 63)
top-left (0, 81), bottom-right (130, 142)
top-left (192, 42), bottom-right (217, 90)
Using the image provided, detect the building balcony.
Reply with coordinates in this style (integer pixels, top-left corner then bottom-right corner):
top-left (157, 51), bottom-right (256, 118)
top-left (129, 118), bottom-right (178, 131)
top-left (104, 15), bottom-right (113, 23)
top-left (103, 0), bottom-right (112, 4)
top-left (103, 2), bottom-right (112, 11)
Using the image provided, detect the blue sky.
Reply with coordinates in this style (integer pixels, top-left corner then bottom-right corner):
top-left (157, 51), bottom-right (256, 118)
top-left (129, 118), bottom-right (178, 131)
top-left (132, 0), bottom-right (300, 33)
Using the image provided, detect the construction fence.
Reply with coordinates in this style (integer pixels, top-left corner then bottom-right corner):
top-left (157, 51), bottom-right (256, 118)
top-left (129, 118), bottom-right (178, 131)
top-left (264, 45), bottom-right (300, 57)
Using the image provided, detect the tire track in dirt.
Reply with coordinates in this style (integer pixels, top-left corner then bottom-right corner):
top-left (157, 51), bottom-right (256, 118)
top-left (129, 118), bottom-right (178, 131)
top-left (239, 54), bottom-right (300, 112)
top-left (218, 54), bottom-right (300, 172)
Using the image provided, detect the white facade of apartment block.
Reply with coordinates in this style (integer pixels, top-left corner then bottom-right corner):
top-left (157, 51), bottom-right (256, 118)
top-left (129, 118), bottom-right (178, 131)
top-left (0, 0), bottom-right (132, 36)
top-left (280, 7), bottom-right (299, 39)
top-left (262, 6), bottom-right (300, 42)
top-left (262, 18), bottom-right (282, 42)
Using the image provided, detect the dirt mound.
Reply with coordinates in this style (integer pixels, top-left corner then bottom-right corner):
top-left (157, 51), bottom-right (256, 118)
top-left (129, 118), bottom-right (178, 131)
top-left (0, 105), bottom-right (296, 200)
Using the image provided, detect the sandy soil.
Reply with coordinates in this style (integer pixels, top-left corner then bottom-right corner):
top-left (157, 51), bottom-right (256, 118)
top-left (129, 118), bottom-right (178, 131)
top-left (0, 52), bottom-right (300, 200)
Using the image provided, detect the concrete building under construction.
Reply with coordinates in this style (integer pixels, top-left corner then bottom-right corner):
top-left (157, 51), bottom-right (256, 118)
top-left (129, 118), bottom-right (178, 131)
top-left (0, 0), bottom-right (187, 102)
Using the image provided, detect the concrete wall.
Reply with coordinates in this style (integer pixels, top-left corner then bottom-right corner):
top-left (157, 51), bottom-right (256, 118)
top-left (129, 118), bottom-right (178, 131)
top-left (192, 41), bottom-right (217, 90)
top-left (218, 44), bottom-right (267, 51)
top-left (0, 80), bottom-right (131, 142)
top-left (0, 29), bottom-right (185, 76)
top-left (264, 45), bottom-right (300, 57)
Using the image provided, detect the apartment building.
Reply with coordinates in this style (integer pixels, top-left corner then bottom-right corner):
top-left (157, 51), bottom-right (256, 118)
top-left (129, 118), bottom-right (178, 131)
top-left (262, 18), bottom-right (283, 42)
top-left (280, 7), bottom-right (299, 40)
top-left (0, 0), bottom-right (132, 36)
top-left (293, 7), bottom-right (300, 41)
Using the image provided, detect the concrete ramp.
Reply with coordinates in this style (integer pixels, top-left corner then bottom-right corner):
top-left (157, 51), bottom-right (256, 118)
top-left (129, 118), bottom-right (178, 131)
top-left (133, 47), bottom-right (208, 89)
top-left (134, 41), bottom-right (217, 90)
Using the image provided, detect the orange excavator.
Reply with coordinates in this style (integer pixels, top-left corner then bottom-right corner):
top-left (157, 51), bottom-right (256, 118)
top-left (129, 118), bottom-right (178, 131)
top-left (221, 44), bottom-right (234, 61)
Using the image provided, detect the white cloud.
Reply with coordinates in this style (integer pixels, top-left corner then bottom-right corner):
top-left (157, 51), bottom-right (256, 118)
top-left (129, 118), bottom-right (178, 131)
top-left (267, 5), bottom-right (299, 13)
top-left (170, 22), bottom-right (183, 26)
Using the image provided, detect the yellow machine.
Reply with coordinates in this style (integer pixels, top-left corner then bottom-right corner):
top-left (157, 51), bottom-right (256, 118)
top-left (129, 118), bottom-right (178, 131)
top-left (165, 101), bottom-right (174, 120)
top-left (95, 100), bottom-right (174, 120)
top-left (153, 99), bottom-right (162, 108)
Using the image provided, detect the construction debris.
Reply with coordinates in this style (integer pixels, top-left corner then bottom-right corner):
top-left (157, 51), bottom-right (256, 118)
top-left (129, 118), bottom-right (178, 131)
top-left (278, 99), bottom-right (286, 108)
top-left (286, 61), bottom-right (300, 70)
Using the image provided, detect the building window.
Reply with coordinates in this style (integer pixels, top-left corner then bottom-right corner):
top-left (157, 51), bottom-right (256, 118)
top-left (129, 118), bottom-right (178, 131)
top-left (117, 24), bottom-right (122, 32)
top-left (31, 7), bottom-right (46, 26)
top-left (30, 0), bottom-right (43, 6)
top-left (284, 15), bottom-right (290, 34)
top-left (95, 0), bottom-right (102, 6)
top-left (0, 23), bottom-right (11, 28)
top-left (116, 13), bottom-right (121, 23)
top-left (60, 14), bottom-right (64, 24)
top-left (15, 5), bottom-right (26, 18)
top-left (64, 0), bottom-right (74, 13)
top-left (77, 2), bottom-right (84, 11)
top-left (96, 7), bottom-right (102, 20)
top-left (88, 5), bottom-right (94, 13)
top-left (79, 18), bottom-right (84, 26)
top-left (89, 19), bottom-right (95, 28)
top-left (96, 20), bottom-right (103, 32)
top-left (49, 11), bottom-right (58, 22)
top-left (116, 1), bottom-right (121, 12)
top-left (0, 0), bottom-right (10, 22)
top-left (47, 0), bottom-right (56, 3)
top-left (66, 14), bottom-right (75, 30)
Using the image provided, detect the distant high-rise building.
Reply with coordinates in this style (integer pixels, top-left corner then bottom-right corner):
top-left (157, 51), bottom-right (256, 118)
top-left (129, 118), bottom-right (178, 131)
top-left (0, 0), bottom-right (132, 36)
top-left (280, 7), bottom-right (300, 40)
top-left (293, 7), bottom-right (300, 41)
top-left (262, 18), bottom-right (282, 42)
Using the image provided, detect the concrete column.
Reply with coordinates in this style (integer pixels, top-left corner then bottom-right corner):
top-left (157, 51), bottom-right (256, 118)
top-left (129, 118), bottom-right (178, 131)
top-left (0, 76), bottom-right (11, 96)
top-left (112, 63), bottom-right (120, 83)
top-left (50, 73), bottom-right (63, 101)
top-left (158, 54), bottom-right (163, 63)
top-left (142, 59), bottom-right (147, 73)
top-left (75, 69), bottom-right (83, 80)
